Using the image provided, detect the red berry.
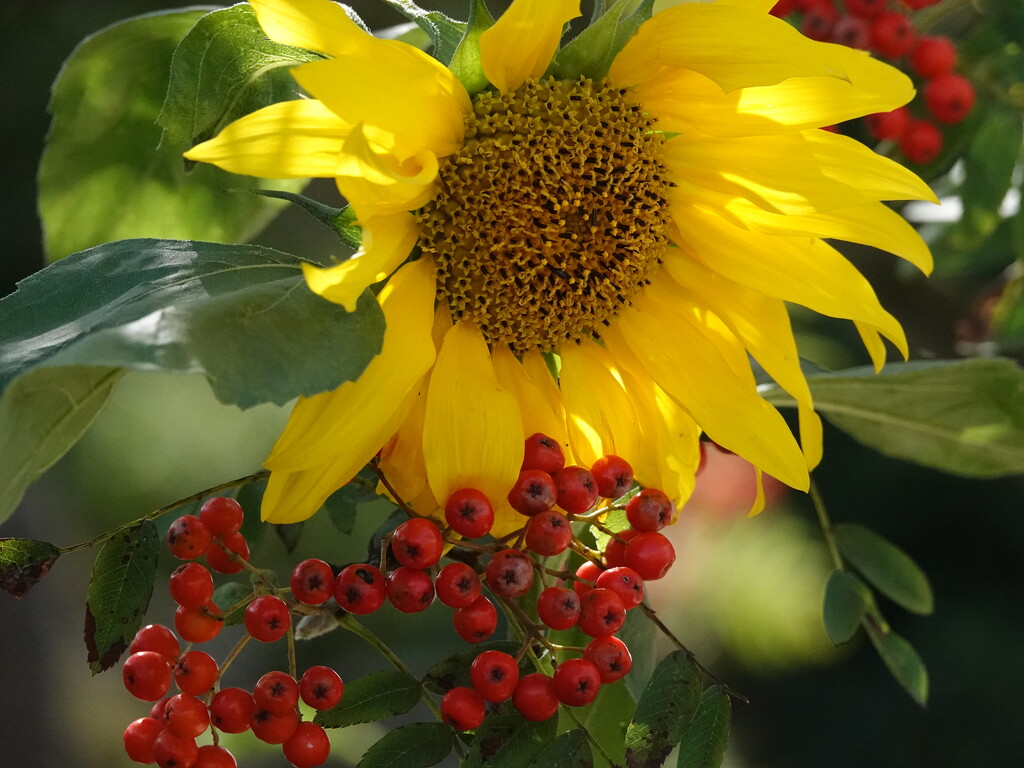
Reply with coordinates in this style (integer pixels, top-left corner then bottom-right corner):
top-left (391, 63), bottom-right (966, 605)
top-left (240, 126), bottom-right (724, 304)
top-left (283, 721), bottom-right (331, 767)
top-left (124, 717), bottom-right (165, 764)
top-left (507, 468), bottom-right (558, 516)
top-left (485, 549), bottom-right (535, 598)
top-left (386, 566), bottom-right (435, 612)
top-left (204, 531), bottom-right (250, 574)
top-left (169, 562), bottom-right (215, 609)
top-left (199, 496), bottom-right (244, 537)
top-left (194, 745), bottom-right (237, 768)
top-left (163, 693), bottom-right (210, 739)
top-left (254, 670), bottom-right (300, 714)
top-left (209, 688), bottom-right (254, 734)
top-left (924, 73), bottom-right (975, 124)
top-left (152, 729), bottom-right (199, 768)
top-left (174, 650), bottom-right (218, 696)
top-left (245, 595), bottom-right (292, 642)
top-left (602, 529), bottom-right (638, 568)
top-left (470, 650), bottom-right (520, 702)
top-left (129, 624), bottom-right (181, 663)
top-left (300, 666), bottom-right (345, 711)
top-left (251, 707), bottom-right (299, 745)
top-left (512, 673), bottom-right (560, 721)
top-left (844, 0), bottom-right (886, 18)
top-left (769, 0), bottom-right (797, 18)
top-left (624, 532), bottom-right (676, 581)
top-left (391, 517), bottom-right (444, 569)
top-left (573, 560), bottom-right (603, 596)
top-left (444, 488), bottom-right (495, 539)
top-left (453, 595), bottom-right (498, 643)
top-left (521, 432), bottom-right (565, 474)
top-left (174, 602), bottom-right (222, 644)
top-left (900, 0), bottom-right (941, 8)
top-left (900, 119), bottom-right (943, 164)
top-left (290, 559), bottom-right (334, 605)
top-left (801, 4), bottom-right (837, 42)
top-left (554, 465), bottom-right (599, 514)
top-left (830, 14), bottom-right (870, 49)
top-left (584, 636), bottom-right (633, 683)
top-left (536, 586), bottom-right (581, 630)
top-left (589, 455), bottom-right (634, 499)
top-left (870, 12), bottom-right (915, 59)
top-left (150, 697), bottom-right (172, 721)
top-left (124, 651), bottom-right (174, 701)
top-left (625, 488), bottom-right (675, 532)
top-left (334, 564), bottom-right (387, 615)
top-left (435, 562), bottom-right (482, 608)
top-left (525, 510), bottom-right (573, 556)
top-left (866, 106), bottom-right (910, 141)
top-left (440, 686), bottom-right (486, 731)
top-left (577, 588), bottom-right (626, 638)
top-left (552, 658), bottom-right (602, 707)
top-left (595, 566), bottom-right (645, 609)
top-left (167, 515), bottom-right (211, 560)
top-left (910, 35), bottom-right (957, 78)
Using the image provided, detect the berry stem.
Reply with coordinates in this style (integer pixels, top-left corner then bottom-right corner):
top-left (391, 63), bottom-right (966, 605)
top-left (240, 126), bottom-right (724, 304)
top-left (369, 459), bottom-right (419, 517)
top-left (287, 615), bottom-right (298, 682)
top-left (215, 633), bottom-right (253, 683)
top-left (809, 480), bottom-right (844, 572)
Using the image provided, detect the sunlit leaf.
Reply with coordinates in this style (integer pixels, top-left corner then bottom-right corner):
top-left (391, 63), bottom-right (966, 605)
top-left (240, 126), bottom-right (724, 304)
top-left (624, 651), bottom-right (701, 768)
top-left (549, 0), bottom-right (655, 80)
top-left (0, 538), bottom-right (62, 598)
top-left (676, 685), bottom-right (732, 768)
top-left (315, 669), bottom-right (421, 728)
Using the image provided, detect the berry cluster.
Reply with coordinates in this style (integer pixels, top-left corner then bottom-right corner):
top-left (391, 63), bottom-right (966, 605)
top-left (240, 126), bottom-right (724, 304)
top-left (772, 0), bottom-right (975, 164)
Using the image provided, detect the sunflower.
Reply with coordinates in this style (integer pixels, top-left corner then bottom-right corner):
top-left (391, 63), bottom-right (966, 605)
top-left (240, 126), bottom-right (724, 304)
top-left (186, 0), bottom-right (935, 530)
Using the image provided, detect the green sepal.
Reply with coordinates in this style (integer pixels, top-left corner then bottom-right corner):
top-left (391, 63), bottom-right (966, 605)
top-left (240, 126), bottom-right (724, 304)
top-left (379, 0), bottom-right (466, 64)
top-left (548, 0), bottom-right (655, 81)
top-left (249, 190), bottom-right (363, 250)
top-left (448, 0), bottom-right (496, 95)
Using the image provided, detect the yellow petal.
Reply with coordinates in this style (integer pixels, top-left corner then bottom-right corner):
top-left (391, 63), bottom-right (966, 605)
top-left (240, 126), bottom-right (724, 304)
top-left (184, 99), bottom-right (349, 178)
top-left (479, 0), bottom-right (580, 92)
top-left (716, 0), bottom-right (777, 11)
top-left (379, 375), bottom-right (430, 508)
top-left (855, 321), bottom-right (889, 372)
top-left (611, 3), bottom-right (845, 93)
top-left (749, 468), bottom-right (766, 516)
top-left (492, 346), bottom-right (570, 450)
top-left (423, 320), bottom-right (524, 514)
top-left (250, 0), bottom-right (368, 58)
top-left (301, 212), bottom-right (418, 312)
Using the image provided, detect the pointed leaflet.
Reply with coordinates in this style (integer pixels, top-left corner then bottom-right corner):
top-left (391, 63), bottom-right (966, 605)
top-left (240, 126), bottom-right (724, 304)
top-left (315, 669), bottom-right (421, 728)
top-left (462, 712), bottom-right (559, 768)
top-left (822, 570), bottom-right (870, 645)
top-left (624, 651), bottom-right (702, 768)
top-left (0, 538), bottom-right (62, 598)
top-left (533, 729), bottom-right (593, 768)
top-left (866, 626), bottom-right (929, 707)
top-left (448, 0), bottom-right (496, 94)
top-left (84, 520), bottom-right (160, 674)
top-left (675, 686), bottom-right (732, 768)
top-left (355, 722), bottom-right (454, 768)
top-left (834, 524), bottom-right (933, 615)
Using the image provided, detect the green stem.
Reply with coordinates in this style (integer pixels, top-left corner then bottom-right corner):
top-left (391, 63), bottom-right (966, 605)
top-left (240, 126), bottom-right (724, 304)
top-left (809, 479), bottom-right (844, 571)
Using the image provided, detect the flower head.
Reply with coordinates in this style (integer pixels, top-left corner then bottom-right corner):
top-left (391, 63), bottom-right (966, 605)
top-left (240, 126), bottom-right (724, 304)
top-left (186, 0), bottom-right (935, 529)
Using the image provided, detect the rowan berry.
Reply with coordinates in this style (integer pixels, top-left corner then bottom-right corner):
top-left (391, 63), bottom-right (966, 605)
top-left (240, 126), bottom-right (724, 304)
top-left (453, 595), bottom-right (498, 643)
top-left (194, 745), bottom-right (237, 768)
top-left (899, 119), bottom-right (943, 164)
top-left (485, 549), bottom-right (535, 598)
top-left (801, 4), bottom-right (837, 42)
top-left (924, 73), bottom-right (975, 124)
top-left (866, 107), bottom-right (910, 141)
top-left (577, 588), bottom-right (626, 638)
top-left (163, 693), bottom-right (210, 739)
top-left (573, 560), bottom-right (603, 596)
top-left (552, 658), bottom-right (602, 707)
top-left (625, 532), bottom-right (676, 581)
top-left (129, 624), bottom-right (181, 662)
top-left (386, 566), bottom-right (435, 612)
top-left (391, 517), bottom-right (444, 569)
top-left (910, 35), bottom-right (957, 79)
top-left (554, 466), bottom-right (599, 514)
top-left (204, 531), bottom-right (250, 575)
top-left (334, 564), bottom-right (387, 614)
top-left (444, 488), bottom-right (495, 539)
top-left (124, 717), bottom-right (165, 764)
top-left (174, 602), bottom-right (223, 643)
top-left (831, 14), bottom-right (870, 49)
top-left (440, 686), bottom-right (486, 731)
top-left (596, 566), bottom-right (645, 609)
top-left (169, 562), bottom-right (215, 609)
top-left (199, 496), bottom-right (244, 537)
top-left (245, 595), bottom-right (292, 642)
top-left (521, 432), bottom-right (565, 475)
top-left (590, 455), bottom-right (634, 499)
top-left (150, 697), bottom-right (171, 721)
top-left (625, 488), bottom-right (675, 532)
top-left (470, 650), bottom-right (519, 702)
top-left (283, 721), bottom-right (331, 767)
top-left (870, 12), bottom-right (915, 59)
top-left (769, 0), bottom-right (797, 17)
top-left (844, 0), bottom-right (886, 18)
top-left (152, 729), bottom-right (199, 768)
top-left (525, 510), bottom-right (573, 556)
top-left (254, 670), bottom-right (300, 714)
top-left (512, 673), bottom-right (560, 722)
top-left (900, 0), bottom-right (941, 8)
top-left (174, 650), bottom-right (218, 696)
top-left (584, 636), bottom-right (633, 683)
top-left (167, 515), bottom-right (211, 560)
top-left (536, 586), bottom-right (582, 630)
top-left (290, 558), bottom-right (334, 605)
top-left (124, 651), bottom-right (174, 701)
top-left (435, 562), bottom-right (482, 608)
top-left (300, 666), bottom-right (345, 711)
top-left (603, 529), bottom-right (638, 568)
top-left (508, 468), bottom-right (558, 516)
top-left (209, 688), bottom-right (254, 733)
top-left (251, 707), bottom-right (299, 745)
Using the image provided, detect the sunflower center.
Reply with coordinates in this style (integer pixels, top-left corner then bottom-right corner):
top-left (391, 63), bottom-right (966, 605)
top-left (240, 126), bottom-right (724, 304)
top-left (416, 77), bottom-right (671, 354)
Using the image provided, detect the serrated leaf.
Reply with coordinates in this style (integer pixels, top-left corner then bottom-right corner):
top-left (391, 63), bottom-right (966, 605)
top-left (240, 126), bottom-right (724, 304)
top-left (157, 4), bottom-right (320, 148)
top-left (84, 520), bottom-right (160, 674)
top-left (38, 9), bottom-right (303, 261)
top-left (0, 538), bottom-right (62, 598)
top-left (617, 605), bottom-right (659, 701)
top-left (822, 570), bottom-right (870, 645)
top-left (212, 581), bottom-right (253, 627)
top-left (534, 728), bottom-right (593, 768)
top-left (589, 508), bottom-right (631, 556)
top-left (462, 712), bottom-right (558, 768)
top-left (866, 626), bottom-right (929, 706)
top-left (448, 0), bottom-right (495, 95)
top-left (625, 651), bottom-right (702, 768)
top-left (356, 721), bottom-right (453, 768)
top-left (0, 240), bottom-right (385, 409)
top-left (379, 0), bottom-right (466, 64)
top-left (549, 0), bottom-right (654, 80)
top-left (834, 525), bottom-right (933, 615)
top-left (675, 685), bottom-right (731, 768)
top-left (422, 640), bottom-right (522, 694)
top-left (760, 358), bottom-right (1024, 478)
top-left (569, 679), bottom-right (635, 765)
top-left (0, 366), bottom-right (125, 525)
top-left (315, 669), bottom-right (421, 728)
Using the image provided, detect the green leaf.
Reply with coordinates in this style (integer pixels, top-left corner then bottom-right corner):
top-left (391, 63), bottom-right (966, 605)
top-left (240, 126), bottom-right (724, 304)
top-left (624, 651), bottom-right (702, 768)
top-left (212, 581), bottom-right (253, 627)
top-left (822, 570), bottom-right (870, 645)
top-left (448, 0), bottom-right (495, 95)
top-left (534, 728), bottom-right (593, 768)
top-left (274, 522), bottom-right (305, 554)
top-left (0, 538), bottom-right (62, 598)
top-left (675, 685), bottom-right (731, 768)
top-left (589, 508), bottom-right (631, 556)
top-left (315, 669), bottom-right (422, 728)
top-left (834, 524), bottom-right (933, 615)
top-left (38, 9), bottom-right (304, 261)
top-left (356, 722), bottom-right (453, 768)
top-left (866, 626), bottom-right (929, 707)
top-left (84, 520), bottom-right (160, 674)
top-left (567, 679), bottom-right (635, 765)
top-left (422, 640), bottom-right (522, 694)
top-left (0, 240), bottom-right (385, 409)
top-left (157, 4), bottom-right (320, 148)
top-left (617, 605), bottom-right (660, 701)
top-left (379, 0), bottom-right (466, 64)
top-left (959, 104), bottom-right (1023, 217)
top-left (760, 358), bottom-right (1024, 478)
top-left (462, 712), bottom-right (558, 768)
top-left (549, 0), bottom-right (654, 80)
top-left (0, 366), bottom-right (125, 526)
top-left (324, 471), bottom-right (381, 536)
